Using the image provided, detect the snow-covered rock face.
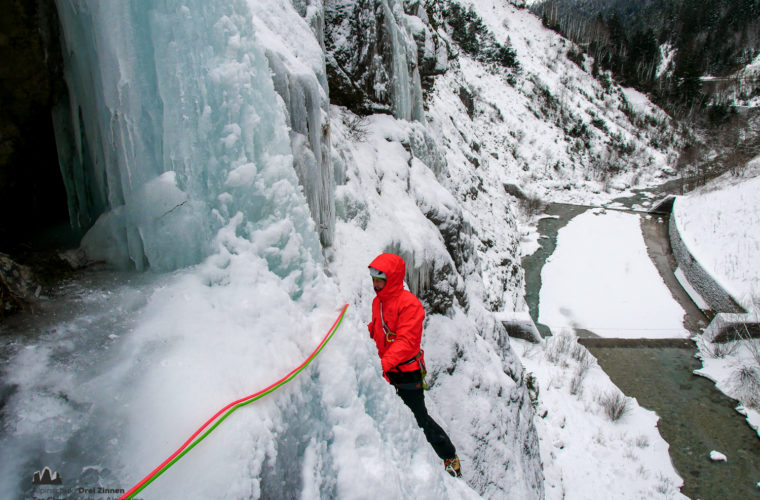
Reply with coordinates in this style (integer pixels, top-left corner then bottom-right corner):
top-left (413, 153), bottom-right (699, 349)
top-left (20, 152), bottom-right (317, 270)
top-left (325, 0), bottom-right (429, 120)
top-left (328, 107), bottom-right (546, 496)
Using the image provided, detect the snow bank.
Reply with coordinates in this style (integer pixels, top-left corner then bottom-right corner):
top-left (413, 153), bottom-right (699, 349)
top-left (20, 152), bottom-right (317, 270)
top-left (515, 336), bottom-right (687, 499)
top-left (673, 161), bottom-right (760, 436)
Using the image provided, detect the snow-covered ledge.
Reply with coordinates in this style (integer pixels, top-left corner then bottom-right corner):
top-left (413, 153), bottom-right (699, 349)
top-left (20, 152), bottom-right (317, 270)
top-left (702, 312), bottom-right (760, 343)
top-left (494, 310), bottom-right (542, 343)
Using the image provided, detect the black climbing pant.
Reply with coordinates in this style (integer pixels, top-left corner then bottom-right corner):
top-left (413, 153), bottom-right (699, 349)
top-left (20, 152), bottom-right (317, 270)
top-left (393, 380), bottom-right (457, 461)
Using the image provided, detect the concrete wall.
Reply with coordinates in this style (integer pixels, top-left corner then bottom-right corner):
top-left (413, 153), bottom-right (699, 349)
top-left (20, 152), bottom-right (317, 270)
top-left (668, 210), bottom-right (745, 314)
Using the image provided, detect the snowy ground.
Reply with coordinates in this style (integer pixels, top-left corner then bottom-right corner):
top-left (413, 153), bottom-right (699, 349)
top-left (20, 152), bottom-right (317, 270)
top-left (672, 157), bottom-right (760, 436)
top-left (538, 209), bottom-right (690, 339)
top-left (515, 335), bottom-right (687, 499)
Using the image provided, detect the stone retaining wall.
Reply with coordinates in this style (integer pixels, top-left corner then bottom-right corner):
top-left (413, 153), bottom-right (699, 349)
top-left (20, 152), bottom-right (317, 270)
top-left (668, 208), bottom-right (745, 313)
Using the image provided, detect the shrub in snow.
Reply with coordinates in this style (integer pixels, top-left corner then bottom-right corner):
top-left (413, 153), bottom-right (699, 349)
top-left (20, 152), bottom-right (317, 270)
top-left (655, 474), bottom-right (678, 495)
top-left (572, 342), bottom-right (593, 365)
top-left (635, 435), bottom-right (650, 448)
top-left (598, 390), bottom-right (630, 421)
top-left (544, 333), bottom-right (575, 364)
top-left (566, 46), bottom-right (585, 68)
top-left (342, 111), bottom-right (370, 142)
top-left (526, 372), bottom-right (539, 408)
top-left (700, 337), bottom-right (739, 359)
top-left (569, 343), bottom-right (594, 395)
top-left (748, 337), bottom-right (760, 368)
top-left (591, 116), bottom-right (608, 133)
top-left (569, 367), bottom-right (585, 396)
top-left (729, 365), bottom-right (760, 409)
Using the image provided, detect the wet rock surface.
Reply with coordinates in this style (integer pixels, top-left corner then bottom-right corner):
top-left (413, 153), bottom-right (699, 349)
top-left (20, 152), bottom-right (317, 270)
top-left (0, 0), bottom-right (70, 248)
top-left (0, 253), bottom-right (37, 315)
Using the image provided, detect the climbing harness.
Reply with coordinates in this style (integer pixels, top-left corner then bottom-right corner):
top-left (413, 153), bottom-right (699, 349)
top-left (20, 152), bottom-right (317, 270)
top-left (119, 304), bottom-right (349, 500)
top-left (394, 350), bottom-right (429, 390)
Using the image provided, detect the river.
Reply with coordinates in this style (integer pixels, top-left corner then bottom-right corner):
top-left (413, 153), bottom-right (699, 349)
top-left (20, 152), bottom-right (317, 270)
top-left (522, 196), bottom-right (760, 499)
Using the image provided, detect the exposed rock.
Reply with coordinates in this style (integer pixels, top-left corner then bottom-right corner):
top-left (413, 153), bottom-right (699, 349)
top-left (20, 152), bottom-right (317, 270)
top-left (0, 0), bottom-right (70, 248)
top-left (503, 182), bottom-right (528, 200)
top-left (324, 0), bottom-right (425, 121)
top-left (0, 252), bottom-right (38, 315)
top-left (457, 85), bottom-right (475, 119)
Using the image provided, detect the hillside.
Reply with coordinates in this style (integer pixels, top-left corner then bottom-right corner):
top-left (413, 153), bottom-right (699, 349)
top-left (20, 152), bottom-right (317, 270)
top-left (531, 0), bottom-right (760, 115)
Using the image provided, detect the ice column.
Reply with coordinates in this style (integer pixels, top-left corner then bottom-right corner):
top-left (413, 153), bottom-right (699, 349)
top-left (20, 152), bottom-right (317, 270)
top-left (52, 0), bottom-right (322, 272)
top-left (250, 0), bottom-right (335, 247)
top-left (381, 0), bottom-right (425, 122)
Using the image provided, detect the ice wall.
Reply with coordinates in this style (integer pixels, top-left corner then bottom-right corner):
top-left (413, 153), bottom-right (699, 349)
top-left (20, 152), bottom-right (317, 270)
top-left (31, 1), bottom-right (547, 498)
top-left (250, 0), bottom-right (335, 248)
top-left (53, 0), bottom-right (323, 271)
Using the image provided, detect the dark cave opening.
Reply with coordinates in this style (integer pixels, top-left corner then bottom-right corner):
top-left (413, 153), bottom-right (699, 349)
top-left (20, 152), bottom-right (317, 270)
top-left (0, 0), bottom-right (77, 256)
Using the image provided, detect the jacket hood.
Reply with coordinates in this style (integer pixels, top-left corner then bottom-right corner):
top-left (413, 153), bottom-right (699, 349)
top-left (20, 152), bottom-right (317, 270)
top-left (369, 253), bottom-right (406, 300)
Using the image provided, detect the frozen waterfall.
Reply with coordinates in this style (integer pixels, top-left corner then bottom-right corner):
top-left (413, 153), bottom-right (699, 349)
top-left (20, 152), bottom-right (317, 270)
top-left (0, 1), bottom-right (544, 498)
top-left (53, 0), bottom-right (328, 272)
top-left (2, 0), bottom-right (340, 496)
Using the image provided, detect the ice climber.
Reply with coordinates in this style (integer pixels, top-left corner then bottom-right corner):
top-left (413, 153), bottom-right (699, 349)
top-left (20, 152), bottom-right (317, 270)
top-left (367, 252), bottom-right (462, 478)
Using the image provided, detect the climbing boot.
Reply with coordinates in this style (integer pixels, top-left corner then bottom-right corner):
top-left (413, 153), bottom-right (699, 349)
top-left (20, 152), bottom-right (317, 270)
top-left (444, 456), bottom-right (462, 478)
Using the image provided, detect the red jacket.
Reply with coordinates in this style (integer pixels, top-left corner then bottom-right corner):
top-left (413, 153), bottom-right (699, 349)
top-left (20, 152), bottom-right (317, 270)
top-left (367, 253), bottom-right (426, 378)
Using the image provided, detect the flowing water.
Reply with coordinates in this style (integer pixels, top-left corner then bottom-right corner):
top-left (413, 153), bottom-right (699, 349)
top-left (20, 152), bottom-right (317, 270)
top-left (521, 203), bottom-right (590, 337)
top-left (522, 196), bottom-right (760, 499)
top-left (589, 342), bottom-right (760, 499)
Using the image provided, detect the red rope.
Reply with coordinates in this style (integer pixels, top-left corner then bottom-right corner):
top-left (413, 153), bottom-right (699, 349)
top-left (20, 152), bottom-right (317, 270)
top-left (120, 304), bottom-right (348, 499)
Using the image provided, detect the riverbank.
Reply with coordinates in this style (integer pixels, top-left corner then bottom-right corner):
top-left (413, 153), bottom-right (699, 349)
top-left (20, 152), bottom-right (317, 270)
top-left (669, 159), bottom-right (760, 436)
top-left (517, 177), bottom-right (760, 497)
top-left (517, 203), bottom-right (692, 499)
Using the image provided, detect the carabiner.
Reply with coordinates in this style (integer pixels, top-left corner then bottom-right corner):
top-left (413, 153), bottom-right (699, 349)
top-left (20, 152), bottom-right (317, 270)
top-left (385, 329), bottom-right (396, 343)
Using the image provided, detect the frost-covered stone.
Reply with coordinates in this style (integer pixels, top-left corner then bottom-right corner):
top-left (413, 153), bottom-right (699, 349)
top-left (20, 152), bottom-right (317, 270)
top-left (0, 253), bottom-right (38, 314)
top-left (325, 0), bottom-right (425, 121)
top-left (710, 450), bottom-right (728, 462)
